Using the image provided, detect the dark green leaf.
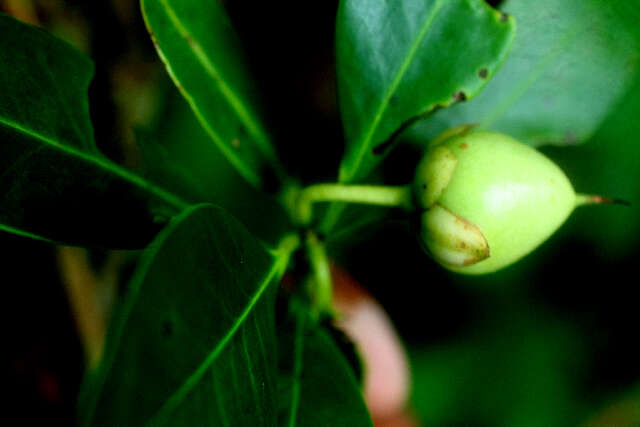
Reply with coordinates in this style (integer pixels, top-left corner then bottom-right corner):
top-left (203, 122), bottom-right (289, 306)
top-left (79, 204), bottom-right (298, 426)
top-left (141, 0), bottom-right (287, 190)
top-left (405, 0), bottom-right (640, 147)
top-left (0, 12), bottom-right (187, 247)
top-left (336, 0), bottom-right (515, 183)
top-left (278, 302), bottom-right (372, 427)
top-left (137, 81), bottom-right (294, 247)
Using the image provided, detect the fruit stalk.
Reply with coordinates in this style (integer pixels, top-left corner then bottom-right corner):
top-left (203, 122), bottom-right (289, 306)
top-left (295, 184), bottom-right (413, 225)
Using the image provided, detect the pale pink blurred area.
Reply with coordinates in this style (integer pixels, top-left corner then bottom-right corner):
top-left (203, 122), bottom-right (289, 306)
top-left (332, 265), bottom-right (419, 426)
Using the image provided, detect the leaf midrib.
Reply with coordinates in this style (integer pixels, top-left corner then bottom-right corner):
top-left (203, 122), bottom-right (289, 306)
top-left (342, 0), bottom-right (446, 182)
top-left (0, 117), bottom-right (187, 210)
top-left (147, 0), bottom-right (279, 188)
top-left (146, 257), bottom-right (282, 424)
top-left (159, 0), bottom-right (268, 146)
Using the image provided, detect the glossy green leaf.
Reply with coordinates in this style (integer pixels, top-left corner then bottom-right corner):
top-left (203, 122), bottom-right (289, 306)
top-left (79, 204), bottom-right (298, 426)
top-left (278, 303), bottom-right (372, 427)
top-left (0, 12), bottom-right (187, 247)
top-left (141, 0), bottom-right (287, 190)
top-left (336, 0), bottom-right (515, 183)
top-left (405, 0), bottom-right (640, 147)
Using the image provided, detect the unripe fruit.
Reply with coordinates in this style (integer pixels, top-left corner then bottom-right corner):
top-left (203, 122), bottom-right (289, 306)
top-left (414, 129), bottom-right (576, 275)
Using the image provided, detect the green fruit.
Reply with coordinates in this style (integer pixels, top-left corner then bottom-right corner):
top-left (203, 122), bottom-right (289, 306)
top-left (414, 129), bottom-right (576, 275)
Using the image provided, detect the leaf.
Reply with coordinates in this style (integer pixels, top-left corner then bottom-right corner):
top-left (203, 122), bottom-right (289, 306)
top-left (137, 81), bottom-right (294, 247)
top-left (0, 12), bottom-right (187, 248)
top-left (141, 0), bottom-right (287, 190)
top-left (405, 0), bottom-right (640, 148)
top-left (336, 0), bottom-right (516, 183)
top-left (79, 204), bottom-right (298, 426)
top-left (541, 70), bottom-right (640, 256)
top-left (277, 302), bottom-right (372, 427)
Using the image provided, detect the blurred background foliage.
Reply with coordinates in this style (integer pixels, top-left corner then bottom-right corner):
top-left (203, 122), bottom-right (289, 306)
top-left (1, 0), bottom-right (639, 425)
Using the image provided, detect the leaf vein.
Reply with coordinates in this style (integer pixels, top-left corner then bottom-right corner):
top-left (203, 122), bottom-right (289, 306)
top-left (155, 0), bottom-right (275, 160)
top-left (147, 37), bottom-right (262, 188)
top-left (0, 117), bottom-right (188, 210)
top-left (146, 258), bottom-right (281, 424)
top-left (241, 323), bottom-right (263, 424)
top-left (343, 0), bottom-right (446, 182)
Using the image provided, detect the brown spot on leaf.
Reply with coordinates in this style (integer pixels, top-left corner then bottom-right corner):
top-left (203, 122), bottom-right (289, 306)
top-left (460, 143), bottom-right (468, 150)
top-left (452, 91), bottom-right (467, 102)
top-left (487, 0), bottom-right (505, 7)
top-left (231, 138), bottom-right (240, 148)
top-left (564, 131), bottom-right (577, 145)
top-left (479, 68), bottom-right (488, 79)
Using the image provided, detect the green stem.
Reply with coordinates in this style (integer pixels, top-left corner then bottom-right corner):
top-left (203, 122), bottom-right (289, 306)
top-left (295, 183), bottom-right (413, 226)
top-left (305, 231), bottom-right (333, 315)
top-left (270, 233), bottom-right (302, 276)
